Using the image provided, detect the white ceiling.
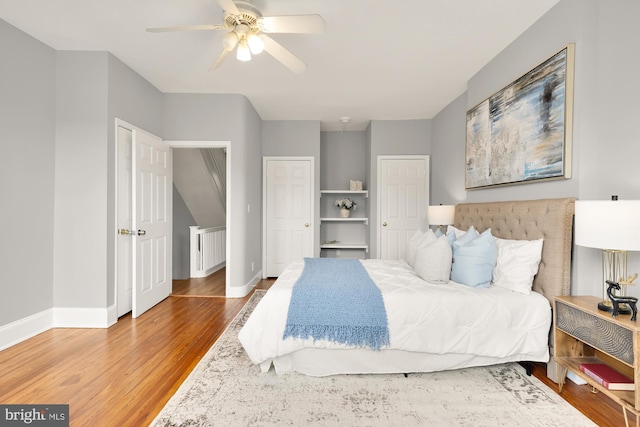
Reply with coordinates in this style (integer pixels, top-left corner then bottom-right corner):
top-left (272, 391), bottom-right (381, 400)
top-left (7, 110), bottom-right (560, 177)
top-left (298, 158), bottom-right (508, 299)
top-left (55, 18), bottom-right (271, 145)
top-left (0, 0), bottom-right (560, 130)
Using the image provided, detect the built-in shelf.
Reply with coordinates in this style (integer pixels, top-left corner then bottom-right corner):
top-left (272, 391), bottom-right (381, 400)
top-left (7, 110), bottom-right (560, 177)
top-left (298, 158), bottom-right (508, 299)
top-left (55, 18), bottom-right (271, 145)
top-left (321, 217), bottom-right (368, 225)
top-left (319, 190), bottom-right (369, 256)
top-left (320, 243), bottom-right (369, 253)
top-left (320, 190), bottom-right (368, 198)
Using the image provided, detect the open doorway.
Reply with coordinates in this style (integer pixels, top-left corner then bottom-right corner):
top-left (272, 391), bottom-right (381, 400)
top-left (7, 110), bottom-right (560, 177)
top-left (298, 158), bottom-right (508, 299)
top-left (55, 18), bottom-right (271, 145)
top-left (168, 141), bottom-right (230, 298)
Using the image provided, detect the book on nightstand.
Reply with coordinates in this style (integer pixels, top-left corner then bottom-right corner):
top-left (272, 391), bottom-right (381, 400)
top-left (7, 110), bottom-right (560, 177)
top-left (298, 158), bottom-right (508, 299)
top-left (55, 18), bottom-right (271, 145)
top-left (579, 363), bottom-right (634, 391)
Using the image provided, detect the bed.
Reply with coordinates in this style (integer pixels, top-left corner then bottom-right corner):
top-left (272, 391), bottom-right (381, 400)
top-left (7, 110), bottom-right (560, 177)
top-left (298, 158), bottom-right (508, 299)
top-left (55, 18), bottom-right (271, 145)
top-left (239, 197), bottom-right (576, 376)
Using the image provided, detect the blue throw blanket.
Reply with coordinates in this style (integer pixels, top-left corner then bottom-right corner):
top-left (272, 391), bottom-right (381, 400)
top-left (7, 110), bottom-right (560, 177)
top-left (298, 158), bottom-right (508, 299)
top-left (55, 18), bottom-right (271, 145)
top-left (283, 258), bottom-right (390, 350)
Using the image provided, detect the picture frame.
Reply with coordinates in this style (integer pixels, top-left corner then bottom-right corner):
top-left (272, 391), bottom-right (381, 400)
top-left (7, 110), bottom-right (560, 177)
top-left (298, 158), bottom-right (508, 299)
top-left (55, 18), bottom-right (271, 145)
top-left (465, 44), bottom-right (575, 189)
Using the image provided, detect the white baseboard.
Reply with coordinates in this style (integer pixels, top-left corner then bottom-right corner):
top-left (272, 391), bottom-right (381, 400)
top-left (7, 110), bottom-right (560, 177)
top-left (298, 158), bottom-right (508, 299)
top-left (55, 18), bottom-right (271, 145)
top-left (0, 309), bottom-right (54, 351)
top-left (0, 305), bottom-right (119, 350)
top-left (53, 306), bottom-right (117, 328)
top-left (226, 270), bottom-right (262, 298)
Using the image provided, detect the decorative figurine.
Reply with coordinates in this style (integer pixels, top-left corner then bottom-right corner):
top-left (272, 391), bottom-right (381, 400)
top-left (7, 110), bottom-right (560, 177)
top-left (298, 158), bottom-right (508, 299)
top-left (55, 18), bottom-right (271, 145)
top-left (606, 280), bottom-right (638, 321)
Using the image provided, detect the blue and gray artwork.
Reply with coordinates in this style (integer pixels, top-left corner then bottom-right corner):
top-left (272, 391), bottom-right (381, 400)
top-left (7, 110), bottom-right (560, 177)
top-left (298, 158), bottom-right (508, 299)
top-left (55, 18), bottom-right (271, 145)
top-left (465, 47), bottom-right (570, 188)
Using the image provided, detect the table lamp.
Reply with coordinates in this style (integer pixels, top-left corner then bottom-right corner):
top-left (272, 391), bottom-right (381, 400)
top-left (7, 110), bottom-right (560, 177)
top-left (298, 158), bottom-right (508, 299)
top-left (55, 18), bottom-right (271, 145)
top-left (428, 204), bottom-right (455, 235)
top-left (575, 198), bottom-right (640, 312)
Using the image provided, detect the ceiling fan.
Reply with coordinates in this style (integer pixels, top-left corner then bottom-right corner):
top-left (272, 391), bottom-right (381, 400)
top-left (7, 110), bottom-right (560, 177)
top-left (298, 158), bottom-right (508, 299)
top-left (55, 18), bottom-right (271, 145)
top-left (146, 0), bottom-right (325, 74)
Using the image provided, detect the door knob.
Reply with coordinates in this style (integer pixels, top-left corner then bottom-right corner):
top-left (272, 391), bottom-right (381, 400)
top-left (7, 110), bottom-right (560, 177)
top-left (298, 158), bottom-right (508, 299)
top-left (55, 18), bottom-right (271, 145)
top-left (137, 229), bottom-right (147, 236)
top-left (119, 229), bottom-right (133, 235)
top-left (304, 223), bottom-right (310, 227)
top-left (382, 222), bottom-right (387, 227)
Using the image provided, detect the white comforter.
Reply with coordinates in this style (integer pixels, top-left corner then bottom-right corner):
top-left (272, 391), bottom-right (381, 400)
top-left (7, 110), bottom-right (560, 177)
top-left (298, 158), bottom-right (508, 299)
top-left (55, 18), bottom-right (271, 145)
top-left (239, 259), bottom-right (551, 370)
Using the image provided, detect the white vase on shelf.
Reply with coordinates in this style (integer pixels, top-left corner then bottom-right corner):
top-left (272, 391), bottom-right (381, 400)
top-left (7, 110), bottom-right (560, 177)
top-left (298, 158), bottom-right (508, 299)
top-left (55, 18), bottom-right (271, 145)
top-left (340, 208), bottom-right (350, 218)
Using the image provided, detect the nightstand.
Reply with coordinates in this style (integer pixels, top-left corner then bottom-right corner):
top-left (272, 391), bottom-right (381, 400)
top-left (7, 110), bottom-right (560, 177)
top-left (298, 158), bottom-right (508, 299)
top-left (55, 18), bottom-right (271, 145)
top-left (555, 295), bottom-right (640, 426)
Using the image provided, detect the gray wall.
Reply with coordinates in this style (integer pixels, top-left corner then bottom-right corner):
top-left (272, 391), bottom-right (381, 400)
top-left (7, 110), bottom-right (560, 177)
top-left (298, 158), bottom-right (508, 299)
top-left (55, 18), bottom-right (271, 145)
top-left (54, 51), bottom-right (164, 311)
top-left (320, 131), bottom-right (368, 258)
top-left (430, 0), bottom-right (640, 299)
top-left (107, 53), bottom-right (164, 306)
top-left (320, 131), bottom-right (367, 190)
top-left (163, 94), bottom-right (262, 294)
top-left (367, 119), bottom-right (432, 257)
top-left (172, 185), bottom-right (197, 280)
top-left (54, 51), bottom-right (110, 308)
top-left (262, 120), bottom-right (322, 256)
top-left (0, 19), bottom-right (56, 326)
top-left (431, 93), bottom-right (467, 205)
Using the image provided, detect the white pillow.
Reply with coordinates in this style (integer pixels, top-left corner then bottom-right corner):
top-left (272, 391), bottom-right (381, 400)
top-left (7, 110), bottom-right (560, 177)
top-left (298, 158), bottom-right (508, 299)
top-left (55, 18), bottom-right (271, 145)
top-left (414, 235), bottom-right (453, 283)
top-left (406, 229), bottom-right (424, 267)
top-left (492, 238), bottom-right (544, 294)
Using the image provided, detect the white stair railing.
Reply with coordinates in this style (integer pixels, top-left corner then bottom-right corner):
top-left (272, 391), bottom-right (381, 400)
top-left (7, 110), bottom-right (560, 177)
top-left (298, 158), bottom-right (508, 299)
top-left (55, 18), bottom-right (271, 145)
top-left (190, 226), bottom-right (226, 278)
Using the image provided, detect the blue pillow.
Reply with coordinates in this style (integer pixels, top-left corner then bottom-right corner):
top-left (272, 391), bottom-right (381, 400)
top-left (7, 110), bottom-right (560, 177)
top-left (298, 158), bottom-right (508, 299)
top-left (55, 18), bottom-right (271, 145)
top-left (450, 228), bottom-right (497, 288)
top-left (455, 226), bottom-right (478, 246)
top-left (441, 225), bottom-right (476, 250)
top-left (434, 228), bottom-right (458, 247)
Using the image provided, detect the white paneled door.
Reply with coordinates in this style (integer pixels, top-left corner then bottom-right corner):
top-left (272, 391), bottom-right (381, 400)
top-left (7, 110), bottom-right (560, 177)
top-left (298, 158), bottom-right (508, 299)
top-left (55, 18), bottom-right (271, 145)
top-left (378, 156), bottom-right (429, 260)
top-left (132, 129), bottom-right (172, 318)
top-left (264, 158), bottom-right (314, 277)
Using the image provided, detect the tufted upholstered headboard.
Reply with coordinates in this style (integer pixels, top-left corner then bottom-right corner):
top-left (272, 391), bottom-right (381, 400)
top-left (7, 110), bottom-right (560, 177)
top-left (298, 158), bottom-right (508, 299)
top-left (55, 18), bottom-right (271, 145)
top-left (454, 198), bottom-right (576, 305)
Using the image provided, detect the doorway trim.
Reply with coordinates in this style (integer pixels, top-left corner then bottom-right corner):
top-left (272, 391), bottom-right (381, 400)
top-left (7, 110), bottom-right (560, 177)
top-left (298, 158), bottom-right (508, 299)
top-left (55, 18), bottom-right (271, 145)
top-left (166, 140), bottom-right (231, 297)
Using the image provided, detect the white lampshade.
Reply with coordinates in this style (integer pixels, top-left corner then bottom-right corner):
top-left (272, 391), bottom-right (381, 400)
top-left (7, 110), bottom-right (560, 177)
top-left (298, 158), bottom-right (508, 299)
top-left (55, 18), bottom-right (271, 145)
top-left (575, 200), bottom-right (640, 251)
top-left (428, 205), bottom-right (456, 226)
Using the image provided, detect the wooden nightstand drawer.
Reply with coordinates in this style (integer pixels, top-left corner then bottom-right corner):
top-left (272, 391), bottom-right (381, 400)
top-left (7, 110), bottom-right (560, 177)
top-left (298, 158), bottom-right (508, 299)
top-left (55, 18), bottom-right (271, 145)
top-left (556, 300), bottom-right (634, 364)
top-left (554, 295), bottom-right (640, 424)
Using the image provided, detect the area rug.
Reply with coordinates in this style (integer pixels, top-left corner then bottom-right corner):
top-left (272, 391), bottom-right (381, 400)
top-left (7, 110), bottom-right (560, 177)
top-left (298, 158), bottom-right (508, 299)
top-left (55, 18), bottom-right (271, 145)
top-left (151, 290), bottom-right (595, 427)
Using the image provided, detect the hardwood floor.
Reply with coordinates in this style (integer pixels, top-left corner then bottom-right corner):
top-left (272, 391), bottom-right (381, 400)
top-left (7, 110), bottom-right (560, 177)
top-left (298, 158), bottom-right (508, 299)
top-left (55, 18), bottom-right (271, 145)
top-left (0, 278), bottom-right (631, 426)
top-left (172, 267), bottom-right (226, 297)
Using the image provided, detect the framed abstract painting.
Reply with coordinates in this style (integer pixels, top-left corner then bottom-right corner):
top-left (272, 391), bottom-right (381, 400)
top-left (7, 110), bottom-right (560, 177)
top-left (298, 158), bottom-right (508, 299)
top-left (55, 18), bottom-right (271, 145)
top-left (465, 44), bottom-right (575, 189)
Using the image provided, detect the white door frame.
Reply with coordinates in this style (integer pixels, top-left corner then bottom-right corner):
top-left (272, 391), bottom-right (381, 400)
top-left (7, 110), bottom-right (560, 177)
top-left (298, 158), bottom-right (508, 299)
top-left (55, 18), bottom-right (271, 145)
top-left (115, 124), bottom-right (133, 317)
top-left (262, 156), bottom-right (315, 278)
top-left (376, 155), bottom-right (430, 259)
top-left (114, 119), bottom-right (140, 320)
top-left (167, 140), bottom-right (231, 296)
top-left (114, 121), bottom-right (232, 318)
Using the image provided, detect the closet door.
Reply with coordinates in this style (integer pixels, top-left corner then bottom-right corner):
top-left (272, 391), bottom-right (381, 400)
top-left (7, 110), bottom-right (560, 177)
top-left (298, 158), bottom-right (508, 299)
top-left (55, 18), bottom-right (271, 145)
top-left (378, 156), bottom-right (429, 260)
top-left (264, 157), bottom-right (314, 277)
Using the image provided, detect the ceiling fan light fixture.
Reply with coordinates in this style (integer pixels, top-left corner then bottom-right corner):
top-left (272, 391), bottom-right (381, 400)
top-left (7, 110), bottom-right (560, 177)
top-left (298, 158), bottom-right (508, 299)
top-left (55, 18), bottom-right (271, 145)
top-left (247, 33), bottom-right (264, 55)
top-left (237, 39), bottom-right (252, 61)
top-left (222, 31), bottom-right (238, 51)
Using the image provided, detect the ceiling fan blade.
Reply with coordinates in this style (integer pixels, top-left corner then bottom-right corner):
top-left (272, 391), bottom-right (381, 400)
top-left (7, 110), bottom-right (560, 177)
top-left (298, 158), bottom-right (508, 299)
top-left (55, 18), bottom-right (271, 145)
top-left (216, 0), bottom-right (240, 15)
top-left (261, 35), bottom-right (306, 74)
top-left (258, 15), bottom-right (325, 34)
top-left (146, 24), bottom-right (226, 33)
top-left (209, 49), bottom-right (231, 71)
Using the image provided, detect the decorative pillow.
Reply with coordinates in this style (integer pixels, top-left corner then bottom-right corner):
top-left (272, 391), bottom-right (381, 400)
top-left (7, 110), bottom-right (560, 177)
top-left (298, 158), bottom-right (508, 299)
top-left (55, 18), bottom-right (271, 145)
top-left (406, 229), bottom-right (424, 267)
top-left (415, 229), bottom-right (437, 251)
top-left (414, 235), bottom-right (453, 283)
top-left (447, 225), bottom-right (467, 238)
top-left (450, 228), bottom-right (497, 288)
top-left (454, 226), bottom-right (478, 245)
top-left (492, 238), bottom-right (544, 294)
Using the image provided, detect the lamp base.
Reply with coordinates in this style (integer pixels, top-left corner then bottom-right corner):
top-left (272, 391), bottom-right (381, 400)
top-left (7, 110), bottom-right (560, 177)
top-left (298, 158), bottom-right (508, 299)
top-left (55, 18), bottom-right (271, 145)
top-left (598, 300), bottom-right (632, 314)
